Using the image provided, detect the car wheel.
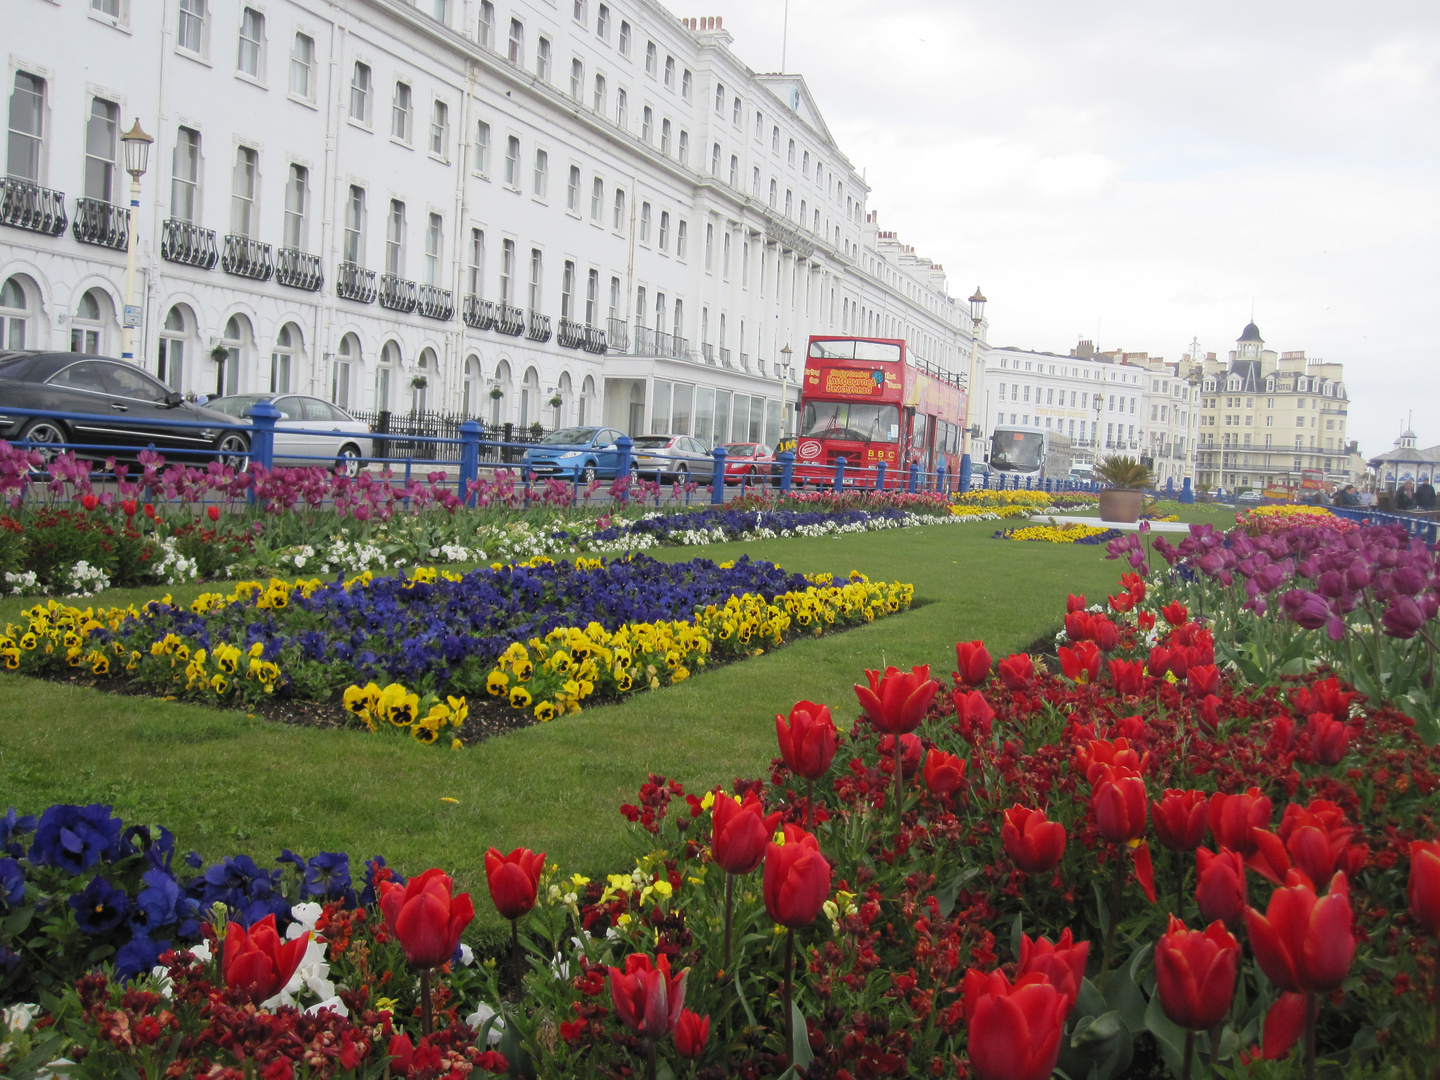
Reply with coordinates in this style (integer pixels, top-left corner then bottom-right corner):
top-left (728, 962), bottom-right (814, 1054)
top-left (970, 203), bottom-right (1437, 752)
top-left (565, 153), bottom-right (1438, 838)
top-left (18, 419), bottom-right (69, 462)
top-left (336, 443), bottom-right (363, 477)
top-left (628, 461), bottom-right (639, 485)
top-left (580, 463), bottom-right (597, 485)
top-left (215, 432), bottom-right (251, 471)
top-left (676, 465), bottom-right (689, 483)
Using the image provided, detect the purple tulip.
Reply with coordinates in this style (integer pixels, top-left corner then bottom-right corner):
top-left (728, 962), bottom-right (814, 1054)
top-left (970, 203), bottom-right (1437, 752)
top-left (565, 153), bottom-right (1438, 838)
top-left (1282, 590), bottom-right (1331, 631)
top-left (1382, 596), bottom-right (1427, 640)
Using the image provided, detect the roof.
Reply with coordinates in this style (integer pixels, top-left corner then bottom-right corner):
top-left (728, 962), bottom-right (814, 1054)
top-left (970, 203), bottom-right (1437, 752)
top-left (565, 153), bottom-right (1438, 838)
top-left (1367, 444), bottom-right (1440, 466)
top-left (1238, 321), bottom-right (1263, 343)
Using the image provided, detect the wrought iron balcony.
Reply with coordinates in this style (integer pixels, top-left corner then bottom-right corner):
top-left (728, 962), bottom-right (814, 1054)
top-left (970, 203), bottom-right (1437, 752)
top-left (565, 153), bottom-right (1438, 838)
top-left (462, 295), bottom-right (496, 329)
top-left (634, 326), bottom-right (655, 355)
top-left (72, 197), bottom-right (128, 249)
top-left (701, 342), bottom-right (715, 364)
top-left (557, 317), bottom-right (586, 349)
top-left (673, 336), bottom-right (690, 360)
top-left (583, 325), bottom-right (607, 354)
top-left (606, 318), bottom-right (629, 353)
top-left (160, 218), bottom-right (219, 268)
top-left (0, 177), bottom-right (67, 236)
top-left (739, 352), bottom-right (751, 372)
top-left (417, 284), bottom-right (454, 321)
top-left (526, 311), bottom-right (552, 343)
top-left (336, 261), bottom-right (378, 303)
top-left (222, 235), bottom-right (275, 281)
top-left (379, 273), bottom-right (418, 312)
top-left (719, 347), bottom-right (732, 369)
top-left (275, 247), bottom-right (324, 291)
top-left (494, 303), bottom-right (525, 335)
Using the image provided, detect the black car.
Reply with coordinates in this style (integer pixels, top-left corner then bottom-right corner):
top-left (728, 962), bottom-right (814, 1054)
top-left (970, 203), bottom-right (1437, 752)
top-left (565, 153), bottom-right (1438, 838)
top-left (0, 351), bottom-right (250, 467)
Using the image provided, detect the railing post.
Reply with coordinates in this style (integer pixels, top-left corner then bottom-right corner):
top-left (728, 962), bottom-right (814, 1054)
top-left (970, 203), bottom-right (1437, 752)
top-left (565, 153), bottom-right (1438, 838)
top-left (1180, 477), bottom-right (1193, 504)
top-left (936, 460), bottom-right (947, 493)
top-left (875, 459), bottom-right (887, 490)
top-left (833, 456), bottom-right (847, 490)
top-left (778, 449), bottom-right (794, 493)
top-left (710, 446), bottom-right (727, 504)
top-left (616, 435), bottom-right (633, 503)
top-left (907, 462), bottom-right (919, 493)
top-left (458, 419), bottom-right (481, 505)
top-left (245, 399), bottom-right (279, 472)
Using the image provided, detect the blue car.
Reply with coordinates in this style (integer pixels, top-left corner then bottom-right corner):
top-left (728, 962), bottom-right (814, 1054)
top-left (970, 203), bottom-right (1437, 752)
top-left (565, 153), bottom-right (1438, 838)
top-left (520, 425), bottom-right (635, 483)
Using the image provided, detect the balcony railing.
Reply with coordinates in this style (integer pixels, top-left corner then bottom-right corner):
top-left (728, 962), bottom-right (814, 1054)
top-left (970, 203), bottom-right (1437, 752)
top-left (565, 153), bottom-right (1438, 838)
top-left (739, 352), bottom-right (751, 372)
top-left (526, 311), bottom-right (552, 343)
top-left (0, 177), bottom-right (68, 236)
top-left (160, 219), bottom-right (219, 268)
top-left (379, 273), bottom-right (418, 312)
top-left (494, 303), bottom-right (525, 335)
top-left (417, 284), bottom-right (454, 321)
top-left (719, 347), bottom-right (732, 368)
top-left (634, 326), bottom-right (655, 354)
top-left (673, 336), bottom-right (689, 360)
top-left (583, 325), bottom-right (607, 354)
top-left (557, 317), bottom-right (587, 348)
top-left (72, 197), bottom-right (128, 249)
top-left (275, 248), bottom-right (324, 291)
top-left (336, 261), bottom-right (378, 304)
top-left (221, 235), bottom-right (275, 281)
top-left (462, 295), bottom-right (496, 329)
top-left (701, 342), bottom-right (715, 364)
top-left (607, 317), bottom-right (629, 353)
top-left (653, 331), bottom-right (673, 357)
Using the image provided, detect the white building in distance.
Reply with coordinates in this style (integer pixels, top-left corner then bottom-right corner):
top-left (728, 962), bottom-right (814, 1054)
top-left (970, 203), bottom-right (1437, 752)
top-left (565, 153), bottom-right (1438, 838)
top-left (2, 0), bottom-right (979, 447)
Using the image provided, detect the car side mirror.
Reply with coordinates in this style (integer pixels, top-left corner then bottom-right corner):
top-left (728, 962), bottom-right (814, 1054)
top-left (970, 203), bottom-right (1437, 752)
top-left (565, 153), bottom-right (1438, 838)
top-left (603, 443), bottom-right (617, 451)
top-left (164, 391), bottom-right (184, 408)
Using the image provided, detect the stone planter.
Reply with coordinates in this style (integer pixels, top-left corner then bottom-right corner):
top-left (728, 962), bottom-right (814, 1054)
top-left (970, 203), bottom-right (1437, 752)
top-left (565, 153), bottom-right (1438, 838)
top-left (1098, 488), bottom-right (1144, 524)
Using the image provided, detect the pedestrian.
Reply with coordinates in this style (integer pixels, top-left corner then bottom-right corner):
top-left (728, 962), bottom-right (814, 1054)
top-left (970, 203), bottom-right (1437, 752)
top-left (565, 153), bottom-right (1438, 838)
top-left (1395, 482), bottom-right (1416, 512)
top-left (1417, 479), bottom-right (1437, 511)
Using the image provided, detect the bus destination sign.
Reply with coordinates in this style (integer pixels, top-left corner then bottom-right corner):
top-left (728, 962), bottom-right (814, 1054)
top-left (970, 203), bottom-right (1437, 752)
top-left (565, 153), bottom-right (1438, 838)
top-left (818, 367), bottom-right (890, 397)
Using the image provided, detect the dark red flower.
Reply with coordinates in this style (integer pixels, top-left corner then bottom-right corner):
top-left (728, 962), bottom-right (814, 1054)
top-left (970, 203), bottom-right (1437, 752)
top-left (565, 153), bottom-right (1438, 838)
top-left (80, 494), bottom-right (99, 512)
top-left (383, 867), bottom-right (477, 968)
top-left (1076, 738), bottom-right (1147, 786)
top-left (1017, 929), bottom-right (1089, 1012)
top-left (608, 952), bottom-right (689, 1039)
top-left (1108, 658), bottom-right (1145, 695)
top-left (1066, 594), bottom-right (1087, 612)
top-left (221, 914), bottom-right (309, 1002)
top-left (1151, 790), bottom-right (1209, 852)
top-left (960, 969), bottom-right (1067, 1080)
top-left (482, 849), bottom-right (543, 923)
top-left (854, 665), bottom-right (939, 735)
top-left (877, 733), bottom-right (923, 779)
top-left (952, 689), bottom-right (996, 741)
top-left (998, 653), bottom-right (1034, 690)
top-left (1408, 839), bottom-right (1440, 936)
top-left (954, 640), bottom-right (992, 687)
top-left (1187, 664), bottom-right (1221, 697)
top-left (1091, 617), bottom-right (1120, 652)
top-left (763, 824), bottom-right (832, 928)
top-left (1304, 712), bottom-right (1349, 766)
top-left (673, 1009), bottom-right (709, 1059)
top-left (1090, 765), bottom-right (1147, 844)
top-left (1154, 915), bottom-right (1239, 1031)
top-left (1243, 870), bottom-right (1355, 994)
top-left (207, 505), bottom-right (221, 523)
top-left (923, 748), bottom-right (967, 796)
top-left (1208, 789), bottom-right (1271, 856)
top-left (1002, 806), bottom-right (1067, 874)
top-left (775, 700), bottom-right (838, 781)
top-left (711, 792), bottom-right (782, 875)
top-left (1058, 641), bottom-right (1102, 684)
top-left (1161, 601), bottom-right (1188, 626)
top-left (1195, 847), bottom-right (1247, 929)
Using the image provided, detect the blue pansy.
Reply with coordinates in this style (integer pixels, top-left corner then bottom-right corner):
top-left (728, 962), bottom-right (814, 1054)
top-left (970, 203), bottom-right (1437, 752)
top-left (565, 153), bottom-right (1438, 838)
top-left (0, 857), bottom-right (24, 907)
top-left (69, 875), bottom-right (129, 934)
top-left (132, 868), bottom-right (184, 934)
top-left (1, 808), bottom-right (36, 858)
top-left (304, 851), bottom-right (353, 902)
top-left (115, 932), bottom-right (169, 980)
top-left (30, 804), bottom-right (124, 875)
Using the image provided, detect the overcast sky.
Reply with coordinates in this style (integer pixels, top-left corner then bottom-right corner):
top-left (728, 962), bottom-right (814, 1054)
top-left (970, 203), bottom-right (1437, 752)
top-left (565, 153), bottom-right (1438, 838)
top-left (705, 0), bottom-right (1439, 459)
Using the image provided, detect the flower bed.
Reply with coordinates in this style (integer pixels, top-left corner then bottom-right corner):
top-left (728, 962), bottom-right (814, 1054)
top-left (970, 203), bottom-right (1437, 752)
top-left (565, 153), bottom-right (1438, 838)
top-left (993, 523), bottom-right (1125, 544)
top-left (5, 564), bottom-right (1439, 1077)
top-left (1, 556), bottom-right (914, 745)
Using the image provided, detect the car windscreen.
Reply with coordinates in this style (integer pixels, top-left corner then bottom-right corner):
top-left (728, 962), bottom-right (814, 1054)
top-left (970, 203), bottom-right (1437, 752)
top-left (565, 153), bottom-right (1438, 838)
top-left (630, 436), bottom-right (675, 449)
top-left (722, 444), bottom-right (755, 457)
top-left (540, 427), bottom-right (599, 445)
top-left (206, 395), bottom-right (268, 418)
top-left (990, 430), bottom-right (1045, 471)
top-left (799, 401), bottom-right (900, 443)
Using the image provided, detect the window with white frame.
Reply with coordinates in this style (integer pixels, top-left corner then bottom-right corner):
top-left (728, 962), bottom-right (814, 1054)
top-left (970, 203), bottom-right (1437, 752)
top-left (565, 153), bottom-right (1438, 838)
top-left (536, 37), bottom-right (551, 81)
top-left (477, 1), bottom-right (494, 48)
top-left (677, 129), bottom-right (688, 165)
top-left (751, 166), bottom-right (759, 196)
top-left (729, 154), bottom-right (738, 187)
top-left (596, 3), bottom-right (609, 38)
top-left (385, 199), bottom-right (406, 275)
top-left (499, 239), bottom-right (515, 303)
top-left (508, 18), bottom-right (523, 63)
top-left (170, 126), bottom-right (200, 222)
top-left (710, 142), bottom-right (720, 174)
top-left (768, 178), bottom-right (777, 208)
top-left (177, 0), bottom-right (205, 54)
top-left (424, 213), bottom-right (442, 285)
top-left (429, 0), bottom-right (448, 24)
top-left (270, 323), bottom-right (296, 393)
top-left (787, 138), bottom-right (795, 165)
top-left (612, 187), bottom-right (625, 230)
top-left (528, 248), bottom-right (542, 310)
top-left (289, 33), bottom-right (314, 99)
top-left (590, 176), bottom-right (603, 220)
top-left (570, 57), bottom-right (584, 98)
top-left (84, 98), bottom-right (119, 202)
top-left (343, 185), bottom-right (365, 263)
top-left (663, 55), bottom-right (675, 88)
top-left (467, 228), bottom-right (484, 296)
top-left (658, 210), bottom-right (669, 251)
top-left (560, 260), bottom-right (575, 319)
top-left (566, 164), bottom-right (580, 211)
top-left (237, 7), bottom-right (265, 78)
top-left (615, 88), bottom-right (627, 128)
top-left (349, 62), bottom-right (371, 122)
top-left (230, 146), bottom-right (257, 237)
top-left (681, 69), bottom-right (692, 100)
top-left (391, 82), bottom-right (412, 141)
top-left (429, 100), bottom-right (449, 158)
top-left (642, 106), bottom-right (652, 142)
top-left (645, 41), bottom-right (657, 76)
top-left (572, 0), bottom-right (586, 24)
top-left (714, 83), bottom-right (724, 113)
top-left (504, 135), bottom-right (519, 186)
top-left (732, 95), bottom-right (741, 125)
top-left (771, 126), bottom-right (779, 152)
top-left (532, 148), bottom-right (547, 197)
top-left (282, 163), bottom-right (307, 249)
top-left (639, 201), bottom-right (651, 242)
top-left (618, 20), bottom-right (631, 55)
top-left (704, 223), bottom-right (712, 269)
top-left (474, 120), bottom-right (490, 172)
top-left (660, 118), bottom-right (670, 155)
top-left (676, 219), bottom-right (687, 260)
top-left (592, 74), bottom-right (607, 112)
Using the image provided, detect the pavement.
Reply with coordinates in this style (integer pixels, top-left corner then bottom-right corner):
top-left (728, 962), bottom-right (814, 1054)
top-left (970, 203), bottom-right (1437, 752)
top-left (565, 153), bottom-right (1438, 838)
top-left (1025, 514), bottom-right (1194, 533)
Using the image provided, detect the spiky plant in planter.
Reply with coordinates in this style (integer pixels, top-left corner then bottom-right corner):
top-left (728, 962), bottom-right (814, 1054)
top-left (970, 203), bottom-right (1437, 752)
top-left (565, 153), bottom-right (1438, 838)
top-left (1094, 455), bottom-right (1151, 523)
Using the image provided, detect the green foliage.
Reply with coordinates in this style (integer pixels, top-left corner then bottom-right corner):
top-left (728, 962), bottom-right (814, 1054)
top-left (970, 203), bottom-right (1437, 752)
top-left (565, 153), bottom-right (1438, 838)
top-left (1094, 455), bottom-right (1152, 490)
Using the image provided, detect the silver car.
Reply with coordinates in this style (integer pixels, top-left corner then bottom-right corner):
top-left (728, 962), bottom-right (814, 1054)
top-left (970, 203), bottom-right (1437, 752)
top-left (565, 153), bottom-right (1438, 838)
top-left (206, 394), bottom-right (372, 473)
top-left (630, 434), bottom-right (717, 483)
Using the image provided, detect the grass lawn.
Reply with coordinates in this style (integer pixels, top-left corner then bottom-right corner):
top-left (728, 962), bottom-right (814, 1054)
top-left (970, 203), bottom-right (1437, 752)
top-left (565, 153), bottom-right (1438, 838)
top-left (0, 521), bottom-right (1129, 929)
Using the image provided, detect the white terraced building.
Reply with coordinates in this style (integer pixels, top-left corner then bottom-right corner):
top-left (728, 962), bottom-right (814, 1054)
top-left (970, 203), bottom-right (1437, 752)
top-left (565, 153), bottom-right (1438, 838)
top-left (2, 0), bottom-right (981, 450)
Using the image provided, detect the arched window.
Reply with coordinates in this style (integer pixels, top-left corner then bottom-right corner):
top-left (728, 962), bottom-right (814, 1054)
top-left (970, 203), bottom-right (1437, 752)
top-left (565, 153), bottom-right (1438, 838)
top-left (554, 370), bottom-right (572, 427)
top-left (219, 314), bottom-right (252, 396)
top-left (377, 340), bottom-right (401, 411)
top-left (520, 365), bottom-right (540, 428)
top-left (271, 323), bottom-right (300, 393)
top-left (412, 347), bottom-right (435, 413)
top-left (70, 288), bottom-right (112, 353)
top-left (158, 305), bottom-right (193, 392)
top-left (578, 374), bottom-right (595, 426)
top-left (1, 276), bottom-right (34, 349)
top-left (462, 354), bottom-right (482, 416)
top-left (491, 358), bottom-right (511, 426)
top-left (332, 333), bottom-right (359, 409)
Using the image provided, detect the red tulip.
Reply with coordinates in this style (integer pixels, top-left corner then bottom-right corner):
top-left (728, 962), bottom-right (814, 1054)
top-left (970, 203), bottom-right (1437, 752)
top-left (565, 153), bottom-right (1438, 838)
top-left (1090, 765), bottom-right (1148, 844)
top-left (952, 689), bottom-right (995, 741)
top-left (922, 748), bottom-right (967, 796)
top-left (954, 640), bottom-right (991, 687)
top-left (1161, 601), bottom-right (1188, 626)
top-left (1146, 646), bottom-right (1173, 679)
top-left (482, 848), bottom-right (544, 922)
top-left (877, 733), bottom-right (923, 779)
top-left (381, 867), bottom-right (476, 969)
top-left (1248, 800), bottom-right (1355, 887)
top-left (1154, 915), bottom-right (1239, 1031)
top-left (1137, 610), bottom-right (1156, 631)
top-left (1291, 676), bottom-right (1356, 722)
top-left (763, 824), bottom-right (832, 929)
top-left (1267, 715), bottom-right (1298, 756)
top-left (387, 1033), bottom-right (416, 1074)
top-left (961, 969), bottom-right (1068, 1080)
top-left (608, 952), bottom-right (688, 1039)
top-left (1077, 738), bottom-right (1147, 786)
top-left (1197, 694), bottom-right (1223, 735)
top-left (1058, 641), bottom-right (1102, 684)
top-left (673, 1009), bottom-right (709, 1059)
top-left (1304, 712), bottom-right (1349, 766)
top-left (1164, 645), bottom-right (1190, 679)
top-left (1243, 870), bottom-right (1355, 994)
top-left (1151, 790), bottom-right (1209, 852)
top-left (121, 498), bottom-right (137, 517)
top-left (206, 505), bottom-right (221, 523)
top-left (1187, 664), bottom-right (1221, 697)
top-left (1091, 617), bottom-right (1119, 652)
top-left (221, 914), bottom-right (309, 1002)
top-left (143, 502), bottom-right (156, 519)
top-left (711, 793), bottom-right (782, 875)
top-left (853, 665), bottom-right (939, 735)
top-left (1017, 929), bottom-right (1089, 1011)
top-left (1195, 847), bottom-right (1247, 928)
top-left (1108, 658), bottom-right (1145, 695)
top-left (1208, 788), bottom-right (1271, 856)
top-left (1108, 590), bottom-right (1136, 614)
top-left (1002, 806), bottom-right (1067, 874)
top-left (80, 494), bottom-right (99, 512)
top-left (1409, 838), bottom-right (1440, 935)
top-left (997, 653), bottom-right (1034, 690)
top-left (775, 700), bottom-right (837, 780)
top-left (1064, 611), bottom-right (1094, 643)
top-left (1261, 992), bottom-right (1309, 1060)
top-left (1066, 593), bottom-right (1087, 613)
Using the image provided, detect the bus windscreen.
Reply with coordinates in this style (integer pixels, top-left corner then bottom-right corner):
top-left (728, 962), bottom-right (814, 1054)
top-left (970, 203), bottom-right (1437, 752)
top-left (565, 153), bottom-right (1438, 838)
top-left (800, 401), bottom-right (900, 443)
top-left (989, 430), bottom-right (1045, 471)
top-left (808, 340), bottom-right (902, 363)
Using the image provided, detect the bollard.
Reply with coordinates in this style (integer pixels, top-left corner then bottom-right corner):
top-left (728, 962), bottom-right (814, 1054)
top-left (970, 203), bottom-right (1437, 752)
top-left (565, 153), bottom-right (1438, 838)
top-left (907, 462), bottom-right (919, 493)
top-left (875, 459), bottom-right (887, 490)
top-left (459, 419), bottom-right (481, 505)
top-left (616, 435), bottom-right (633, 503)
top-left (778, 449), bottom-right (795, 493)
top-left (710, 446), bottom-right (727, 504)
top-left (833, 455), bottom-right (847, 490)
top-left (958, 453), bottom-right (972, 496)
top-left (937, 460), bottom-right (947, 494)
top-left (245, 399), bottom-right (279, 472)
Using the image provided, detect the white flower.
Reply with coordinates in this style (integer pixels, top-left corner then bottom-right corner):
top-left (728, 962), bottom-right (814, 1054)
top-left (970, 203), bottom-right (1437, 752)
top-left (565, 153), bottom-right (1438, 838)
top-left (3, 1003), bottom-right (37, 1033)
top-left (458, 943), bottom-right (474, 967)
top-left (465, 1001), bottom-right (505, 1044)
top-left (288, 902), bottom-right (325, 937)
top-left (305, 996), bottom-right (349, 1018)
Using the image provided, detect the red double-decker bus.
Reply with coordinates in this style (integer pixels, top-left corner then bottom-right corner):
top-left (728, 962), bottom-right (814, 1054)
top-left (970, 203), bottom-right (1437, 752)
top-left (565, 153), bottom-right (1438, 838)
top-left (792, 336), bottom-right (967, 488)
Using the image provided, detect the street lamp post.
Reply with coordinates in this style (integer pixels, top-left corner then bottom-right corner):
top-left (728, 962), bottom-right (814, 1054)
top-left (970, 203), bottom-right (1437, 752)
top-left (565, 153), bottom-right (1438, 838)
top-left (779, 343), bottom-right (794, 438)
top-left (958, 288), bottom-right (986, 493)
top-left (118, 120), bottom-right (154, 366)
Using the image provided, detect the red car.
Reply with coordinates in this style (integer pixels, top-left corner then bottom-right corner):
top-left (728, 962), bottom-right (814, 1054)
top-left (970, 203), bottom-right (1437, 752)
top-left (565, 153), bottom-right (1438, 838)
top-left (720, 442), bottom-right (775, 484)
